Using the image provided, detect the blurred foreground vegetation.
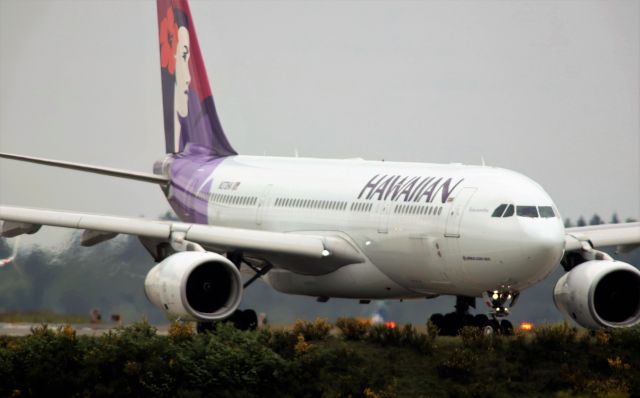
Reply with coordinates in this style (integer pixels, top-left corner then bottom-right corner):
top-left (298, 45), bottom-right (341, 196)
top-left (1, 319), bottom-right (639, 397)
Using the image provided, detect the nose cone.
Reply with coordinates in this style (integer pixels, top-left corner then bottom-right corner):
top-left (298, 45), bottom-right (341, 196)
top-left (459, 218), bottom-right (565, 291)
top-left (517, 218), bottom-right (565, 287)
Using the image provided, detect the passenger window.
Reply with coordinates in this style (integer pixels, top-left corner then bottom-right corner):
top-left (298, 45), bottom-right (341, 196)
top-left (492, 204), bottom-right (507, 217)
top-left (503, 204), bottom-right (514, 217)
top-left (538, 206), bottom-right (555, 218)
top-left (516, 206), bottom-right (538, 218)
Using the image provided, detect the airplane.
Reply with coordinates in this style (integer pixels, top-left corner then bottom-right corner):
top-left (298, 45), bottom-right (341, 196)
top-left (1, 0), bottom-right (639, 335)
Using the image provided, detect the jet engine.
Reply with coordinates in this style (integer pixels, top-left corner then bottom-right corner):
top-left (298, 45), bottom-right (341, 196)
top-left (553, 260), bottom-right (640, 329)
top-left (144, 251), bottom-right (243, 321)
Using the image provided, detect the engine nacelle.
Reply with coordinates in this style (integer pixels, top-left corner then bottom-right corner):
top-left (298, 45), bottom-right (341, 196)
top-left (553, 260), bottom-right (640, 329)
top-left (144, 251), bottom-right (243, 322)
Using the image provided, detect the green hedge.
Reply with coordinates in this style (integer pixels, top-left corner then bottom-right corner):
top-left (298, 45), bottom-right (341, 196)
top-left (0, 321), bottom-right (639, 397)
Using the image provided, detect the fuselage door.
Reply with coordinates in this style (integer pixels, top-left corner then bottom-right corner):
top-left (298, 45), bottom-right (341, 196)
top-left (444, 187), bottom-right (477, 238)
top-left (377, 201), bottom-right (392, 234)
top-left (255, 184), bottom-right (273, 226)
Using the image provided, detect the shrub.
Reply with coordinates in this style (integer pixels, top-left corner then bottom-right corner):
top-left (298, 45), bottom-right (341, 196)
top-left (2, 324), bottom-right (85, 397)
top-left (425, 320), bottom-right (439, 339)
top-left (292, 318), bottom-right (333, 341)
top-left (609, 324), bottom-right (640, 358)
top-left (168, 320), bottom-right (194, 343)
top-left (289, 340), bottom-right (390, 397)
top-left (262, 328), bottom-right (298, 359)
top-left (175, 323), bottom-right (289, 397)
top-left (367, 324), bottom-right (402, 346)
top-left (531, 322), bottom-right (578, 352)
top-left (437, 348), bottom-right (479, 379)
top-left (459, 325), bottom-right (496, 350)
top-left (336, 317), bottom-right (371, 340)
top-left (365, 324), bottom-right (434, 354)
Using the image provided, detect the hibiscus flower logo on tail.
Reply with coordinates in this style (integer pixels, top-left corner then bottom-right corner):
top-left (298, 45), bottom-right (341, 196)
top-left (159, 7), bottom-right (178, 75)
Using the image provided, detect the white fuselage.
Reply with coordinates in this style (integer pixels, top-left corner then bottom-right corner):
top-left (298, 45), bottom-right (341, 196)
top-left (168, 155), bottom-right (566, 300)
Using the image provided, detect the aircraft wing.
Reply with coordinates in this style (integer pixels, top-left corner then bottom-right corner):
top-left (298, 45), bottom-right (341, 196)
top-left (565, 222), bottom-right (640, 252)
top-left (0, 205), bottom-right (364, 274)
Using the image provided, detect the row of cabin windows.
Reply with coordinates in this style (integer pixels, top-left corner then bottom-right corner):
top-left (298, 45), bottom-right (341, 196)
top-left (209, 194), bottom-right (443, 217)
top-left (351, 202), bottom-right (373, 212)
top-left (394, 204), bottom-right (443, 216)
top-left (210, 193), bottom-right (258, 206)
top-left (274, 198), bottom-right (348, 211)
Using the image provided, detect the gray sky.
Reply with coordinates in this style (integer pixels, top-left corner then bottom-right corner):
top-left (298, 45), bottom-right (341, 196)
top-left (1, 0), bottom-right (638, 248)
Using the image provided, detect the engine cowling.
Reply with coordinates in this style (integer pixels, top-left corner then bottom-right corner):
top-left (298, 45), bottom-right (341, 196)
top-left (144, 251), bottom-right (243, 322)
top-left (553, 260), bottom-right (640, 329)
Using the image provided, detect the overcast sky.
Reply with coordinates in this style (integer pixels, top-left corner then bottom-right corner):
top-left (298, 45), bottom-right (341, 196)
top-left (0, 0), bottom-right (638, 248)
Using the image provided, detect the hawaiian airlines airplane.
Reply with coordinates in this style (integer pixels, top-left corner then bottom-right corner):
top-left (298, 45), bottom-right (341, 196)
top-left (1, 0), bottom-right (639, 335)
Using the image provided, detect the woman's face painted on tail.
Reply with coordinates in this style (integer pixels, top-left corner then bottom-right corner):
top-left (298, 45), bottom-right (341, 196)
top-left (175, 26), bottom-right (191, 118)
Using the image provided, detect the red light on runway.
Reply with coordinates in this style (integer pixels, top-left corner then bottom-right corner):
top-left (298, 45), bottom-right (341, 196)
top-left (520, 322), bottom-right (534, 331)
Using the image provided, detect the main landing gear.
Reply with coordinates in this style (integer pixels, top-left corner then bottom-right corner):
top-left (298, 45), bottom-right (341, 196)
top-left (429, 291), bottom-right (518, 336)
top-left (196, 252), bottom-right (271, 334)
top-left (197, 309), bottom-right (258, 333)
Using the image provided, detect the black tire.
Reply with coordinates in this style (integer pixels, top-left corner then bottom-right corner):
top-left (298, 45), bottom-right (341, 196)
top-left (243, 309), bottom-right (258, 331)
top-left (500, 319), bottom-right (514, 336)
top-left (443, 312), bottom-right (460, 336)
top-left (231, 309), bottom-right (248, 330)
top-left (482, 318), bottom-right (500, 336)
top-left (474, 314), bottom-right (488, 328)
top-left (462, 314), bottom-right (475, 328)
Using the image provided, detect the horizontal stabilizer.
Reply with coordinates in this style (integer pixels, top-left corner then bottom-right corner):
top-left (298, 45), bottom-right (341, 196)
top-left (0, 152), bottom-right (168, 185)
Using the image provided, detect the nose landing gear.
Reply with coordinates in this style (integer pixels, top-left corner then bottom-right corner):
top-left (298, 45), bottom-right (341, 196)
top-left (483, 288), bottom-right (519, 318)
top-left (479, 288), bottom-right (519, 335)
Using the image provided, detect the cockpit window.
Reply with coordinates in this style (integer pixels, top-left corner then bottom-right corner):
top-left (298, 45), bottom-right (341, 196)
top-left (538, 206), bottom-right (555, 218)
top-left (492, 204), bottom-right (507, 217)
top-left (503, 204), bottom-right (514, 217)
top-left (516, 206), bottom-right (538, 218)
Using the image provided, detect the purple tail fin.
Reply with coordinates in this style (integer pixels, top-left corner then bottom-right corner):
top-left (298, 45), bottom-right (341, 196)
top-left (157, 0), bottom-right (237, 156)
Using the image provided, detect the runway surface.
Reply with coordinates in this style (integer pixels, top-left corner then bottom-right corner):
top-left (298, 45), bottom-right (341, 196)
top-left (0, 322), bottom-right (171, 336)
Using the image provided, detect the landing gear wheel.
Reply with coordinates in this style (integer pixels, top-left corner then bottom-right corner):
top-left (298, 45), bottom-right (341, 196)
top-left (500, 319), bottom-right (514, 336)
top-left (474, 314), bottom-right (488, 328)
top-left (482, 319), bottom-right (500, 336)
top-left (443, 313), bottom-right (461, 336)
top-left (227, 309), bottom-right (258, 331)
top-left (242, 309), bottom-right (258, 331)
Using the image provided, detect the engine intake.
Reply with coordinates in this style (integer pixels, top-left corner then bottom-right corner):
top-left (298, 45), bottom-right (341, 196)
top-left (554, 260), bottom-right (640, 329)
top-left (145, 251), bottom-right (242, 321)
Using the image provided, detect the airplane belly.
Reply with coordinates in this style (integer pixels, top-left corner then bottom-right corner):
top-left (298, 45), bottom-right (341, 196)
top-left (364, 234), bottom-right (452, 293)
top-left (264, 261), bottom-right (418, 299)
